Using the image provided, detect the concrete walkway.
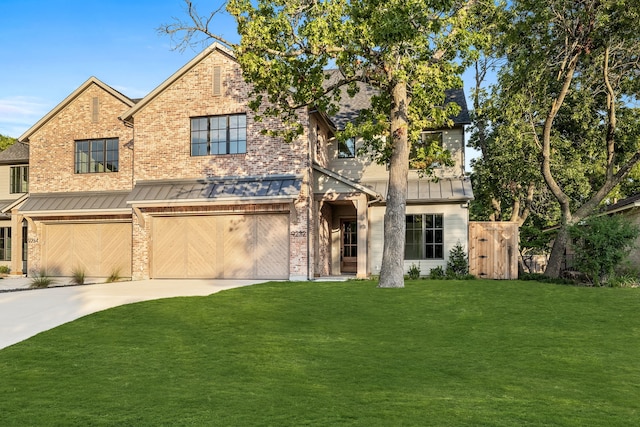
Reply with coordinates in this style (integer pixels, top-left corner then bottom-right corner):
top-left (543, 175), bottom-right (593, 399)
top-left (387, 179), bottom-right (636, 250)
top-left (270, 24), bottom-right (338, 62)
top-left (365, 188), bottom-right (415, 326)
top-left (0, 277), bottom-right (261, 350)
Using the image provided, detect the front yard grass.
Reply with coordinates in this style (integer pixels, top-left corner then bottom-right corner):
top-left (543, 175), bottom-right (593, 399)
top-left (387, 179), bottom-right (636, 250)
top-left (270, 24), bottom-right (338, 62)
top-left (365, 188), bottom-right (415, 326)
top-left (0, 279), bottom-right (639, 426)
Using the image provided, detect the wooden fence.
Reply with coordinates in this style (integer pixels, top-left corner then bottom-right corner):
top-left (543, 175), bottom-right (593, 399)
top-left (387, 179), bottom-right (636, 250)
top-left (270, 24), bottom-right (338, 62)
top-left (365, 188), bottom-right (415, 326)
top-left (469, 221), bottom-right (519, 280)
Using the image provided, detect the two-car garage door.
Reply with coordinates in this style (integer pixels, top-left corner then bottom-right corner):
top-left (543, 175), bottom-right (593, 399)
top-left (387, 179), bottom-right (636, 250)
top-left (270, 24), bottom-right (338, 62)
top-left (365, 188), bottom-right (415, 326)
top-left (151, 214), bottom-right (289, 279)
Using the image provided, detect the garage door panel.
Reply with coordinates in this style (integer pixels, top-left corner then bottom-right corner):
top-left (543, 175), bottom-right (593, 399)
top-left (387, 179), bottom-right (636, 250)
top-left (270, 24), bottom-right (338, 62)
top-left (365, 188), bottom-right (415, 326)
top-left (187, 216), bottom-right (220, 278)
top-left (256, 215), bottom-right (289, 278)
top-left (153, 217), bottom-right (187, 278)
top-left (43, 226), bottom-right (72, 276)
top-left (101, 224), bottom-right (132, 277)
top-left (222, 216), bottom-right (255, 278)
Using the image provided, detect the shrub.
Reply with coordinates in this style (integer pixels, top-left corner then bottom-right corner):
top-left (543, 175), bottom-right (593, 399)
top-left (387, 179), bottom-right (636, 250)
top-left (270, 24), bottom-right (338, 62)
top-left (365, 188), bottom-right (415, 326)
top-left (429, 266), bottom-right (445, 279)
top-left (71, 268), bottom-right (86, 285)
top-left (0, 265), bottom-right (10, 274)
top-left (446, 241), bottom-right (469, 278)
top-left (106, 268), bottom-right (121, 283)
top-left (30, 270), bottom-right (54, 289)
top-left (407, 263), bottom-right (421, 280)
top-left (569, 215), bottom-right (640, 286)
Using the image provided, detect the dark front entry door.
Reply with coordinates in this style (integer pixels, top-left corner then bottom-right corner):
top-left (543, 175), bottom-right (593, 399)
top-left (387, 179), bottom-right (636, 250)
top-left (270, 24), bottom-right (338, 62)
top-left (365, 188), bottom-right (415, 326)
top-left (341, 219), bottom-right (357, 273)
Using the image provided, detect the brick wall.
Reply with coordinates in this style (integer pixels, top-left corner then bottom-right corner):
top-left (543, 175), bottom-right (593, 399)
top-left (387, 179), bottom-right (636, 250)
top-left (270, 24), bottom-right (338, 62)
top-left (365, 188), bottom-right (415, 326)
top-left (27, 83), bottom-right (134, 194)
top-left (132, 49), bottom-right (310, 182)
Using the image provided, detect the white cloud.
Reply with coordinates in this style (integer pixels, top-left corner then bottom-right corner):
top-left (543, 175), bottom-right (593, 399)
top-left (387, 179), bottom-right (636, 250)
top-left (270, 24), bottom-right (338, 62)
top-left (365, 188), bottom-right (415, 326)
top-left (0, 96), bottom-right (50, 138)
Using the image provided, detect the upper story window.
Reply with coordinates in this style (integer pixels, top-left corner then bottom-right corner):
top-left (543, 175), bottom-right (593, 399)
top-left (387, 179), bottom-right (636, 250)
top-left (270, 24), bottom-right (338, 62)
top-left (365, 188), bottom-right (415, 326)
top-left (10, 166), bottom-right (28, 193)
top-left (191, 114), bottom-right (247, 156)
top-left (405, 214), bottom-right (444, 260)
top-left (338, 137), bottom-right (356, 158)
top-left (410, 131), bottom-right (443, 170)
top-left (75, 138), bottom-right (119, 174)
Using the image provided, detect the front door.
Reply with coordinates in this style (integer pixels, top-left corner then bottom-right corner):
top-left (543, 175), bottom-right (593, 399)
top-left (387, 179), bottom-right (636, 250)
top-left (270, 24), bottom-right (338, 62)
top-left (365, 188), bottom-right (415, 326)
top-left (341, 219), bottom-right (357, 273)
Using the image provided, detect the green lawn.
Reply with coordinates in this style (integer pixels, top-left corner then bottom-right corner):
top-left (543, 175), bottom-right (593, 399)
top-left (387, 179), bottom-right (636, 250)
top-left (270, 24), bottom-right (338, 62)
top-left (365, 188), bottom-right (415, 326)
top-left (0, 280), bottom-right (639, 426)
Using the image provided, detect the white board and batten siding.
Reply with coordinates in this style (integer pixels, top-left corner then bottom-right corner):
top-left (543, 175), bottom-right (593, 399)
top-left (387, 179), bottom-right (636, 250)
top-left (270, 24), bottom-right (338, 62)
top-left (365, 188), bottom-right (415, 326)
top-left (368, 204), bottom-right (469, 276)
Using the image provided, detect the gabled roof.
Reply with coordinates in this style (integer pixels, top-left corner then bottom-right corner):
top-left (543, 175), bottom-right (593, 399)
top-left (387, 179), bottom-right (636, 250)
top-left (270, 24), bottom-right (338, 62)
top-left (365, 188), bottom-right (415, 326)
top-left (324, 69), bottom-right (471, 130)
top-left (120, 43), bottom-right (235, 124)
top-left (0, 141), bottom-right (29, 164)
top-left (18, 77), bottom-right (135, 143)
top-left (313, 163), bottom-right (383, 201)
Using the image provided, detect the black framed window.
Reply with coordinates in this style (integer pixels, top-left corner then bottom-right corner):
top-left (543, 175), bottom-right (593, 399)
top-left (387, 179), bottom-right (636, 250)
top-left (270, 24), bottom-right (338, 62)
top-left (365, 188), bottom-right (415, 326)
top-left (0, 227), bottom-right (11, 261)
top-left (405, 214), bottom-right (444, 259)
top-left (75, 138), bottom-right (119, 173)
top-left (10, 166), bottom-right (28, 193)
top-left (191, 114), bottom-right (247, 156)
top-left (338, 137), bottom-right (356, 158)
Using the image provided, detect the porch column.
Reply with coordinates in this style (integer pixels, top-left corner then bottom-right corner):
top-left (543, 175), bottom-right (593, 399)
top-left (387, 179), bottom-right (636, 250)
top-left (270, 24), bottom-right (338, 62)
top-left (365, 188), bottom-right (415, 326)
top-left (10, 208), bottom-right (23, 276)
top-left (356, 194), bottom-right (368, 279)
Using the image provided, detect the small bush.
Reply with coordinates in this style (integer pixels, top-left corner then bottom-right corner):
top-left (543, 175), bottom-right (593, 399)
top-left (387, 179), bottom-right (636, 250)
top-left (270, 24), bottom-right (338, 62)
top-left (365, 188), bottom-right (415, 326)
top-left (30, 270), bottom-right (54, 289)
top-left (0, 265), bottom-right (10, 274)
top-left (446, 241), bottom-right (469, 278)
top-left (71, 268), bottom-right (86, 285)
top-left (106, 268), bottom-right (121, 283)
top-left (429, 266), bottom-right (445, 279)
top-left (407, 263), bottom-right (421, 280)
top-left (608, 274), bottom-right (640, 288)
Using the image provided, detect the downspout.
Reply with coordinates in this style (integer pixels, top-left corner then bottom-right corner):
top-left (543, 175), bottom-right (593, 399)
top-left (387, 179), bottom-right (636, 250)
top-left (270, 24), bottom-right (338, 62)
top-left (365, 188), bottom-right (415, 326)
top-left (307, 118), bottom-right (313, 281)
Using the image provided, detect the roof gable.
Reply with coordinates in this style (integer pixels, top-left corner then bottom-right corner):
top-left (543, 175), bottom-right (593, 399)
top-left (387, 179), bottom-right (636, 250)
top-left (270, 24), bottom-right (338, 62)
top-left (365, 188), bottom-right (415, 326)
top-left (120, 43), bottom-right (236, 124)
top-left (18, 77), bottom-right (135, 142)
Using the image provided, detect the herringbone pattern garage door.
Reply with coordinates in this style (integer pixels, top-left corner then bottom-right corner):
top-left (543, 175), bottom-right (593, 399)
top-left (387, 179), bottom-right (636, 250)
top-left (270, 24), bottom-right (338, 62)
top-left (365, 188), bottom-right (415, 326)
top-left (152, 214), bottom-right (289, 279)
top-left (41, 222), bottom-right (132, 277)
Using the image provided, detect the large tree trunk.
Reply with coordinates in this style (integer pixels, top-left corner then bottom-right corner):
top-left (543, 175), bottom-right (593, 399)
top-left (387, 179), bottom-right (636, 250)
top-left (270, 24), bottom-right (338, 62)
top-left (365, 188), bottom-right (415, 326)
top-left (544, 224), bottom-right (571, 278)
top-left (378, 79), bottom-right (409, 288)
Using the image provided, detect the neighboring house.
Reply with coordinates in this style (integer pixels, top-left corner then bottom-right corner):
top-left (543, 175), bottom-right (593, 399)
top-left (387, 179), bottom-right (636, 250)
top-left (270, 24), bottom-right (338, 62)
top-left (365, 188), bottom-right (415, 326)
top-left (0, 142), bottom-right (29, 274)
top-left (18, 43), bottom-right (473, 280)
top-left (605, 193), bottom-right (640, 267)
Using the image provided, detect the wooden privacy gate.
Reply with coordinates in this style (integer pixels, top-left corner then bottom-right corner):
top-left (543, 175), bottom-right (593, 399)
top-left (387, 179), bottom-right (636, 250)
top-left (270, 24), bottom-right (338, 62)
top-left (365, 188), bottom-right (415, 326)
top-left (469, 221), bottom-right (519, 280)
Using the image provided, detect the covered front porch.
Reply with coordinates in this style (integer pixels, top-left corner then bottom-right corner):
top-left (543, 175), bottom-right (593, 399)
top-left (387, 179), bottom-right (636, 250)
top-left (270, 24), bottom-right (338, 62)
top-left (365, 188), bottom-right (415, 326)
top-left (313, 165), bottom-right (382, 279)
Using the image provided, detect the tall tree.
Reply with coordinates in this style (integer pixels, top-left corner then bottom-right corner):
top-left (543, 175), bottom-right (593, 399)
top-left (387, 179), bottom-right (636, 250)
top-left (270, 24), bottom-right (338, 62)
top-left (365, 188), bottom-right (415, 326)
top-left (496, 0), bottom-right (640, 278)
top-left (161, 0), bottom-right (490, 287)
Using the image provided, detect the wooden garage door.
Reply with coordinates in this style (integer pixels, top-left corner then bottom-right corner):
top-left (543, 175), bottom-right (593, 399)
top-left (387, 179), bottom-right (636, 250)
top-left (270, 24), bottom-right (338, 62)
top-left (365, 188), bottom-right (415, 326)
top-left (41, 222), bottom-right (132, 277)
top-left (152, 214), bottom-right (289, 279)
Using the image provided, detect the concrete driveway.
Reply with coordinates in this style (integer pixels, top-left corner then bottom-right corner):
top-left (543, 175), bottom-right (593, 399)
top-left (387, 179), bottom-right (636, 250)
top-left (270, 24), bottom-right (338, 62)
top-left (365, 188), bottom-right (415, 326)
top-left (0, 278), bottom-right (262, 350)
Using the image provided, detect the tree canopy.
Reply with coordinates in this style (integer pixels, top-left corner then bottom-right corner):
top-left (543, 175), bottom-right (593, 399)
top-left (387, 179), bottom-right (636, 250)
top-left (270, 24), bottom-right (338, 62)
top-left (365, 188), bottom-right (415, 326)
top-left (162, 0), bottom-right (492, 287)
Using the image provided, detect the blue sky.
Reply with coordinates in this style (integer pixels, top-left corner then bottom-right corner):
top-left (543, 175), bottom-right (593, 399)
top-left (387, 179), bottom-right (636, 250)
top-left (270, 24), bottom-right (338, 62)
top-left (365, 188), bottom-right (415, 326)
top-left (0, 0), bottom-right (239, 138)
top-left (0, 0), bottom-right (480, 164)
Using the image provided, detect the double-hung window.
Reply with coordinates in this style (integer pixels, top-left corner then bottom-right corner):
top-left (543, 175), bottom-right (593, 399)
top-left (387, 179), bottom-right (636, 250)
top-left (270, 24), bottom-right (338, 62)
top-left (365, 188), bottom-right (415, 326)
top-left (10, 166), bottom-right (28, 193)
top-left (191, 114), bottom-right (247, 156)
top-left (75, 138), bottom-right (119, 173)
top-left (0, 227), bottom-right (10, 261)
top-left (405, 214), bottom-right (444, 259)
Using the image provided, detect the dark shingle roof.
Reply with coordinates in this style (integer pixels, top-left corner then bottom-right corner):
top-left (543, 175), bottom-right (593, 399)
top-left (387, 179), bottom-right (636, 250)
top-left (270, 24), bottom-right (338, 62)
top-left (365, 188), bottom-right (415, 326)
top-left (0, 142), bottom-right (29, 164)
top-left (324, 70), bottom-right (471, 130)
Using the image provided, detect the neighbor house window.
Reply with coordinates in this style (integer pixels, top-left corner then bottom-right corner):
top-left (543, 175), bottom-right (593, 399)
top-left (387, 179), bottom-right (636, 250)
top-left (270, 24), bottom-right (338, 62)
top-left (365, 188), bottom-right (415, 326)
top-left (410, 131), bottom-right (443, 169)
top-left (338, 137), bottom-right (356, 158)
top-left (75, 138), bottom-right (119, 173)
top-left (10, 166), bottom-right (28, 193)
top-left (405, 214), bottom-right (444, 259)
top-left (0, 227), bottom-right (10, 261)
top-left (191, 114), bottom-right (247, 156)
